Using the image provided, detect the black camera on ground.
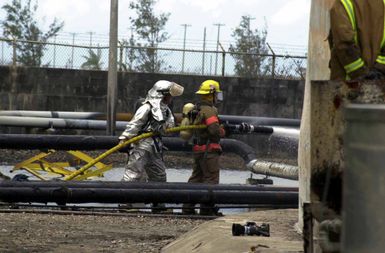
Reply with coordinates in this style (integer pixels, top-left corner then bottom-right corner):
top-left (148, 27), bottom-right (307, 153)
top-left (232, 222), bottom-right (270, 237)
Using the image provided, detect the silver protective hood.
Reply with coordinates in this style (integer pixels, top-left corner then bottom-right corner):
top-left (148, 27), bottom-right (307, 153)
top-left (144, 80), bottom-right (184, 121)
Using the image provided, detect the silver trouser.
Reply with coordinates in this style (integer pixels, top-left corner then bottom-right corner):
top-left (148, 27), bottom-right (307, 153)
top-left (122, 148), bottom-right (167, 183)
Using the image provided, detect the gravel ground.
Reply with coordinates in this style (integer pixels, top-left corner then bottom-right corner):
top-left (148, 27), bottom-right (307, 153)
top-left (0, 212), bottom-right (205, 253)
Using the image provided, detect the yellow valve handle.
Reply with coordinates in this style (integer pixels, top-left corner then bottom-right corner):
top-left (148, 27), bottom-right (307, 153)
top-left (64, 124), bottom-right (206, 181)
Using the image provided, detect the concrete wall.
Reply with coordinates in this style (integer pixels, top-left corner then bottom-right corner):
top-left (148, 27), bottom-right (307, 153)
top-left (298, 0), bottom-right (335, 237)
top-left (0, 66), bottom-right (304, 119)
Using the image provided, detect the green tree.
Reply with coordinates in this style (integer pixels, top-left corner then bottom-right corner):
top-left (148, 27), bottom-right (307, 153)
top-left (229, 16), bottom-right (269, 78)
top-left (1, 0), bottom-right (64, 66)
top-left (128, 0), bottom-right (170, 72)
top-left (81, 48), bottom-right (103, 70)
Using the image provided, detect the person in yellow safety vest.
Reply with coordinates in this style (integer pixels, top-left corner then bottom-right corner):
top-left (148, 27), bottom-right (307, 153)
top-left (181, 80), bottom-right (226, 215)
top-left (329, 0), bottom-right (385, 80)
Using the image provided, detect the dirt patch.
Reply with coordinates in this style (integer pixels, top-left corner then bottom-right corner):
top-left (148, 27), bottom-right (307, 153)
top-left (0, 212), bottom-right (205, 253)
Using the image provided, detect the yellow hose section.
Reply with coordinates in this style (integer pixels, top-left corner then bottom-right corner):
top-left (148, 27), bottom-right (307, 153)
top-left (63, 124), bottom-right (206, 181)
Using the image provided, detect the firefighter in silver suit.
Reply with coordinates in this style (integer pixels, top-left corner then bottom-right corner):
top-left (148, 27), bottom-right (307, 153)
top-left (119, 80), bottom-right (184, 183)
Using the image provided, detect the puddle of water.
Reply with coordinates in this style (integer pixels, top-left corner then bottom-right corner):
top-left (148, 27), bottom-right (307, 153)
top-left (0, 166), bottom-right (298, 214)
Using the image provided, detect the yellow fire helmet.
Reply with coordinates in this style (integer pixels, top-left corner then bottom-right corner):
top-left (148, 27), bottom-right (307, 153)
top-left (195, 80), bottom-right (222, 94)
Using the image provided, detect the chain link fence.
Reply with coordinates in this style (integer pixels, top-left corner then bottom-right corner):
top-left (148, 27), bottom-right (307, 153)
top-left (0, 37), bottom-right (306, 80)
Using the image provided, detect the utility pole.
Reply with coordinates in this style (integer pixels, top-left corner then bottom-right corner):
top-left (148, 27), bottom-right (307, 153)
top-left (202, 27), bottom-right (206, 75)
top-left (107, 0), bottom-right (118, 136)
top-left (128, 27), bottom-right (135, 71)
top-left (181, 24), bottom-right (191, 73)
top-left (213, 23), bottom-right (225, 75)
top-left (89, 31), bottom-right (95, 47)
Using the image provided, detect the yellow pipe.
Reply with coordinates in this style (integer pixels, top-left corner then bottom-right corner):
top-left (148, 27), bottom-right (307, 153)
top-left (63, 124), bottom-right (206, 181)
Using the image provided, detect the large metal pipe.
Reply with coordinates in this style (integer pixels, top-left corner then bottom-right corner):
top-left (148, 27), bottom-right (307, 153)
top-left (0, 113), bottom-right (300, 129)
top-left (0, 184), bottom-right (298, 205)
top-left (0, 111), bottom-right (107, 119)
top-left (0, 181), bottom-right (298, 192)
top-left (0, 116), bottom-right (275, 136)
top-left (247, 160), bottom-right (298, 180)
top-left (0, 116), bottom-right (124, 130)
top-left (0, 134), bottom-right (299, 180)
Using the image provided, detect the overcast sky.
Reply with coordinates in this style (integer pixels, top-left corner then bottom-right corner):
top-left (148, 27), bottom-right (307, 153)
top-left (1, 0), bottom-right (311, 55)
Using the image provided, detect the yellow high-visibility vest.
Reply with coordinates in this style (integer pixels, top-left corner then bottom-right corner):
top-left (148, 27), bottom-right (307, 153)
top-left (340, 0), bottom-right (385, 77)
top-left (340, 0), bottom-right (365, 78)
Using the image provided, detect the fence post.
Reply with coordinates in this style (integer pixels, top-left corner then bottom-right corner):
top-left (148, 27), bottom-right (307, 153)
top-left (267, 43), bottom-right (276, 79)
top-left (219, 42), bottom-right (226, 77)
top-left (1, 39), bottom-right (4, 65)
top-left (222, 51), bottom-right (226, 77)
top-left (12, 38), bottom-right (16, 66)
top-left (71, 33), bottom-right (76, 68)
top-left (202, 27), bottom-right (206, 75)
top-left (209, 55), bottom-right (213, 75)
top-left (119, 42), bottom-right (123, 71)
top-left (53, 35), bottom-right (57, 67)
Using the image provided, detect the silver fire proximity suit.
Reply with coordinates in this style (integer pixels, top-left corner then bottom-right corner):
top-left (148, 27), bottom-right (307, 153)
top-left (119, 80), bottom-right (183, 183)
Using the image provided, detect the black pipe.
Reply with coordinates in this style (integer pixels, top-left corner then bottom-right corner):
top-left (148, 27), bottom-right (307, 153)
top-left (0, 134), bottom-right (258, 161)
top-left (0, 181), bottom-right (298, 192)
top-left (225, 124), bottom-right (274, 134)
top-left (0, 134), bottom-right (261, 168)
top-left (0, 134), bottom-right (259, 165)
top-left (0, 186), bottom-right (298, 205)
top-left (0, 134), bottom-right (117, 150)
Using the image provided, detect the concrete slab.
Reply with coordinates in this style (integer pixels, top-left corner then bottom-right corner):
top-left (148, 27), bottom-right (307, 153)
top-left (162, 209), bottom-right (303, 253)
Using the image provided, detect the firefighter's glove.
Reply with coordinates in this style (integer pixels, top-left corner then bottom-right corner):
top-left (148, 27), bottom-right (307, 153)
top-left (118, 136), bottom-right (132, 153)
top-left (219, 125), bottom-right (226, 138)
top-left (118, 135), bottom-right (127, 143)
top-left (363, 69), bottom-right (385, 80)
top-left (153, 121), bottom-right (166, 136)
top-left (347, 90), bottom-right (359, 100)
